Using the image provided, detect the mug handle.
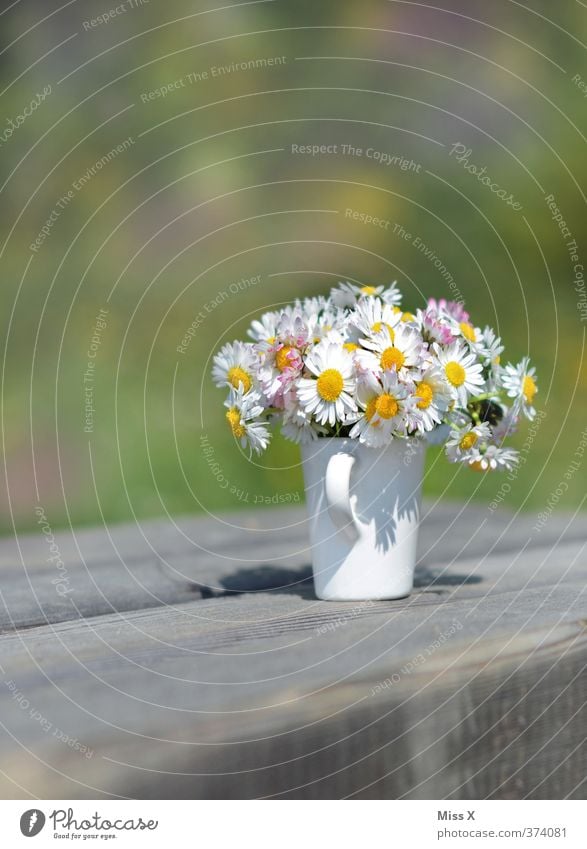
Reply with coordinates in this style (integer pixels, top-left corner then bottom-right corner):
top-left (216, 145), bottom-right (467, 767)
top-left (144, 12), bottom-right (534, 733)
top-left (325, 452), bottom-right (360, 543)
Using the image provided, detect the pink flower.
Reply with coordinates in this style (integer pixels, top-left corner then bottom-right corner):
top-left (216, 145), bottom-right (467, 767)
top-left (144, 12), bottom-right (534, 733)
top-left (427, 298), bottom-right (469, 323)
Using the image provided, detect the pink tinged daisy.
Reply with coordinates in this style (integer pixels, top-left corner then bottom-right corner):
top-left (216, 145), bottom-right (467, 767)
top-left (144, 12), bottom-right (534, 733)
top-left (297, 341), bottom-right (357, 426)
top-left (445, 422), bottom-right (491, 463)
top-left (212, 341), bottom-right (258, 393)
top-left (434, 341), bottom-right (485, 406)
top-left (501, 357), bottom-right (538, 420)
top-left (258, 341), bottom-right (303, 407)
top-left (428, 298), bottom-right (469, 323)
top-left (224, 387), bottom-right (271, 455)
top-left (415, 307), bottom-right (456, 346)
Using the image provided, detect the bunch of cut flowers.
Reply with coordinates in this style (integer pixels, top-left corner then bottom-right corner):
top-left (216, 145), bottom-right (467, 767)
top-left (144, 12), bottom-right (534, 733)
top-left (212, 282), bottom-right (537, 471)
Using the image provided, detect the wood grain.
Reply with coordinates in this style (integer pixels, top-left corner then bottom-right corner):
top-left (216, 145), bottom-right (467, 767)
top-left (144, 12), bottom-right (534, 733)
top-left (0, 503), bottom-right (585, 799)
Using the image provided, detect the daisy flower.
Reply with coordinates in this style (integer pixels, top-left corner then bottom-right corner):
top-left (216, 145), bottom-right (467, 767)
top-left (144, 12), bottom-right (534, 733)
top-left (445, 422), bottom-right (491, 463)
top-left (247, 311), bottom-right (281, 344)
top-left (428, 298), bottom-right (469, 323)
top-left (212, 341), bottom-right (258, 393)
top-left (411, 366), bottom-right (452, 433)
top-left (213, 280), bottom-right (537, 471)
top-left (433, 341), bottom-right (485, 406)
top-left (330, 281), bottom-right (401, 309)
top-left (224, 387), bottom-right (270, 455)
top-left (258, 340), bottom-right (303, 407)
top-left (348, 296), bottom-right (400, 342)
top-left (415, 307), bottom-right (456, 346)
top-left (477, 325), bottom-right (504, 364)
top-left (281, 399), bottom-right (327, 444)
top-left (454, 318), bottom-right (483, 347)
top-left (359, 323), bottom-right (423, 375)
top-left (501, 357), bottom-right (538, 420)
top-left (381, 282), bottom-right (403, 307)
top-left (297, 341), bottom-right (357, 426)
top-left (469, 444), bottom-right (519, 471)
top-left (350, 371), bottom-right (416, 446)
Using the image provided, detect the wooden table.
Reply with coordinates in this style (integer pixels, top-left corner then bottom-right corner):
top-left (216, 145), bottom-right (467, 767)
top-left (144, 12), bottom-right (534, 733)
top-left (0, 502), bottom-right (585, 799)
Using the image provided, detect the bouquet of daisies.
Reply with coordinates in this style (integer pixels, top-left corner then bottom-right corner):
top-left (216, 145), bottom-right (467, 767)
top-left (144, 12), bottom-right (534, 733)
top-left (212, 282), bottom-right (537, 470)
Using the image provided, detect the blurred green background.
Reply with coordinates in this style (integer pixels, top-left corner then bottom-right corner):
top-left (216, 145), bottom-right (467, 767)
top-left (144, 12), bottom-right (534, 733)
top-left (1, 0), bottom-right (585, 535)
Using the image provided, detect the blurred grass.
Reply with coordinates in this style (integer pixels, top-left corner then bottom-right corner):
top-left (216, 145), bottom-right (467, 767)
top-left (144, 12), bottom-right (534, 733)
top-left (1, 0), bottom-right (585, 534)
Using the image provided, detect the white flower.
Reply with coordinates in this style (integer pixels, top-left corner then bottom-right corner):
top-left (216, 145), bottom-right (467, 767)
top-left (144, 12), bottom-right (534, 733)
top-left (281, 401), bottom-right (327, 444)
top-left (296, 295), bottom-right (329, 318)
top-left (380, 282), bottom-right (403, 307)
top-left (433, 341), bottom-right (485, 406)
top-left (350, 371), bottom-right (416, 445)
top-left (297, 341), bottom-right (357, 426)
top-left (501, 357), bottom-right (538, 420)
top-left (331, 281), bottom-right (403, 309)
top-left (445, 422), bottom-right (491, 463)
top-left (213, 283), bottom-right (537, 462)
top-left (330, 281), bottom-right (384, 308)
top-left (348, 296), bottom-right (400, 342)
top-left (477, 325), bottom-right (504, 364)
top-left (212, 341), bottom-right (258, 393)
top-left (469, 444), bottom-right (519, 471)
top-left (247, 311), bottom-right (281, 344)
top-left (224, 387), bottom-right (270, 455)
top-left (411, 366), bottom-right (452, 433)
top-left (358, 323), bottom-right (423, 376)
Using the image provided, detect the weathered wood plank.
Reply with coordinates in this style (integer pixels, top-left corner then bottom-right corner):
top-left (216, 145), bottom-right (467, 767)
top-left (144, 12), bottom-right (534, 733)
top-left (0, 506), bottom-right (585, 799)
top-left (0, 504), bottom-right (583, 632)
top-left (0, 583), bottom-right (585, 797)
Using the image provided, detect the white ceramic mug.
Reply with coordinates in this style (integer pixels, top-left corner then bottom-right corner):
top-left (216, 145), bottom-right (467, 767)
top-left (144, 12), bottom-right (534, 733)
top-left (301, 437), bottom-right (426, 600)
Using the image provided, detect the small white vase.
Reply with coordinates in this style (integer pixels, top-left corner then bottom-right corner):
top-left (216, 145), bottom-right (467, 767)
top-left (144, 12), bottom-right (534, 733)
top-left (301, 437), bottom-right (426, 601)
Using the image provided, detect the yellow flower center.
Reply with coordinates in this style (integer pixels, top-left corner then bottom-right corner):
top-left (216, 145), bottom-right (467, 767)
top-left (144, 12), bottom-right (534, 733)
top-left (316, 368), bottom-right (344, 401)
top-left (365, 396), bottom-right (378, 424)
top-left (275, 345), bottom-right (295, 371)
top-left (360, 285), bottom-right (378, 295)
top-left (343, 342), bottom-right (359, 352)
top-left (415, 381), bottom-right (434, 410)
top-left (226, 407), bottom-right (246, 439)
top-left (445, 361), bottom-right (466, 387)
top-left (469, 460), bottom-right (486, 472)
top-left (380, 346), bottom-right (405, 371)
top-left (459, 432), bottom-right (478, 451)
top-left (376, 393), bottom-right (399, 419)
top-left (523, 374), bottom-right (537, 404)
top-left (371, 321), bottom-right (395, 339)
top-left (392, 306), bottom-right (402, 314)
top-left (401, 312), bottom-right (415, 322)
top-left (460, 322), bottom-right (476, 342)
top-left (266, 336), bottom-right (276, 344)
top-left (227, 366), bottom-right (252, 393)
